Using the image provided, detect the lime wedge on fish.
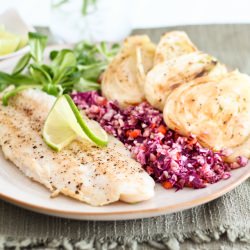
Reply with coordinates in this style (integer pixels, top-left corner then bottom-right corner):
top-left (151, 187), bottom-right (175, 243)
top-left (43, 94), bottom-right (108, 151)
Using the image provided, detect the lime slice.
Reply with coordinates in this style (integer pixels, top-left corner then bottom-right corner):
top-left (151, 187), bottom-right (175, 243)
top-left (0, 27), bottom-right (20, 39)
top-left (0, 27), bottom-right (28, 53)
top-left (0, 37), bottom-right (20, 56)
top-left (16, 35), bottom-right (28, 50)
top-left (43, 94), bottom-right (108, 151)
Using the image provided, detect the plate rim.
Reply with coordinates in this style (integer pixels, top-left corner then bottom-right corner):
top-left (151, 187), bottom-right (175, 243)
top-left (1, 167), bottom-right (249, 217)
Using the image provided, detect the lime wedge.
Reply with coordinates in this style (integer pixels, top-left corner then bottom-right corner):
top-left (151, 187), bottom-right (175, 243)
top-left (0, 37), bottom-right (20, 56)
top-left (43, 94), bottom-right (108, 151)
top-left (16, 35), bottom-right (28, 50)
top-left (0, 26), bottom-right (28, 54)
top-left (0, 27), bottom-right (20, 39)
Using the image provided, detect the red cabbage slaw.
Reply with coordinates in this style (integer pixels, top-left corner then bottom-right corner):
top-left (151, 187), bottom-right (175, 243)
top-left (72, 91), bottom-right (248, 190)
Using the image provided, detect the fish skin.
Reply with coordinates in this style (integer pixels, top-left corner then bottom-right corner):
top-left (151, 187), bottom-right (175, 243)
top-left (0, 89), bottom-right (155, 206)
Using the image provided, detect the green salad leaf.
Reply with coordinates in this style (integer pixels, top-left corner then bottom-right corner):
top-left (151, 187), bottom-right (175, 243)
top-left (2, 85), bottom-right (42, 106)
top-left (12, 53), bottom-right (31, 75)
top-left (29, 32), bottom-right (48, 63)
top-left (0, 32), bottom-right (120, 105)
top-left (73, 77), bottom-right (101, 92)
top-left (0, 72), bottom-right (34, 88)
top-left (51, 49), bottom-right (77, 84)
top-left (29, 64), bottom-right (52, 84)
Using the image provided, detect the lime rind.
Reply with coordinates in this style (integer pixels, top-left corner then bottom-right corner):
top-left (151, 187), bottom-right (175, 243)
top-left (64, 94), bottom-right (108, 147)
top-left (43, 95), bottom-right (108, 151)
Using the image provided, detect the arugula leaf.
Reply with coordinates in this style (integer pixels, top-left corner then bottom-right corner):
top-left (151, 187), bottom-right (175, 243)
top-left (0, 32), bottom-right (120, 105)
top-left (96, 42), bottom-right (120, 61)
top-left (0, 72), bottom-right (34, 87)
top-left (2, 85), bottom-right (41, 106)
top-left (28, 32), bottom-right (48, 63)
top-left (51, 49), bottom-right (77, 84)
top-left (11, 75), bottom-right (35, 86)
top-left (29, 64), bottom-right (52, 84)
top-left (107, 43), bottom-right (120, 59)
top-left (42, 83), bottom-right (63, 96)
top-left (0, 79), bottom-right (9, 92)
top-left (12, 53), bottom-right (31, 75)
top-left (74, 41), bottom-right (99, 65)
top-left (0, 71), bottom-right (16, 84)
top-left (74, 41), bottom-right (120, 81)
top-left (73, 77), bottom-right (100, 92)
top-left (52, 49), bottom-right (76, 70)
top-left (41, 64), bottom-right (54, 78)
top-left (78, 62), bottom-right (106, 81)
top-left (0, 72), bottom-right (16, 89)
top-left (49, 50), bottom-right (59, 60)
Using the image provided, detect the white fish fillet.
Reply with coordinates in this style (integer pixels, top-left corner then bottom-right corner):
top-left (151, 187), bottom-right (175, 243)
top-left (0, 89), bottom-right (155, 206)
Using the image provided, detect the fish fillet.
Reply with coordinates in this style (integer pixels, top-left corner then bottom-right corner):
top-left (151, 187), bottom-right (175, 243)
top-left (0, 89), bottom-right (155, 206)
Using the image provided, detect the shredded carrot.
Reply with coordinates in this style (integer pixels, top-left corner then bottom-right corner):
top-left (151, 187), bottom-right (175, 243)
top-left (97, 96), bottom-right (107, 106)
top-left (126, 129), bottom-right (141, 138)
top-left (157, 125), bottom-right (167, 134)
top-left (146, 166), bottom-right (154, 175)
top-left (185, 182), bottom-right (193, 188)
top-left (176, 152), bottom-right (181, 160)
top-left (162, 181), bottom-right (173, 189)
top-left (187, 137), bottom-right (197, 145)
top-left (150, 123), bottom-right (156, 129)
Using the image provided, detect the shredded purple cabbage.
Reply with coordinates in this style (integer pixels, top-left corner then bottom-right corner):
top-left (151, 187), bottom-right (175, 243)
top-left (72, 91), bottom-right (248, 190)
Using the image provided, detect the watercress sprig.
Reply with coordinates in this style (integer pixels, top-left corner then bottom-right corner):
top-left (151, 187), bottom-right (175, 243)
top-left (0, 32), bottom-right (120, 105)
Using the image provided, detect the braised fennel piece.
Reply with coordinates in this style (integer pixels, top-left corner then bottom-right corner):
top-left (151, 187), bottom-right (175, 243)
top-left (0, 32), bottom-right (120, 105)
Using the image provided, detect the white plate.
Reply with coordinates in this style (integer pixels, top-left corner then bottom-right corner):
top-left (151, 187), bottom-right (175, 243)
top-left (0, 46), bottom-right (250, 221)
top-left (0, 9), bottom-right (35, 60)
